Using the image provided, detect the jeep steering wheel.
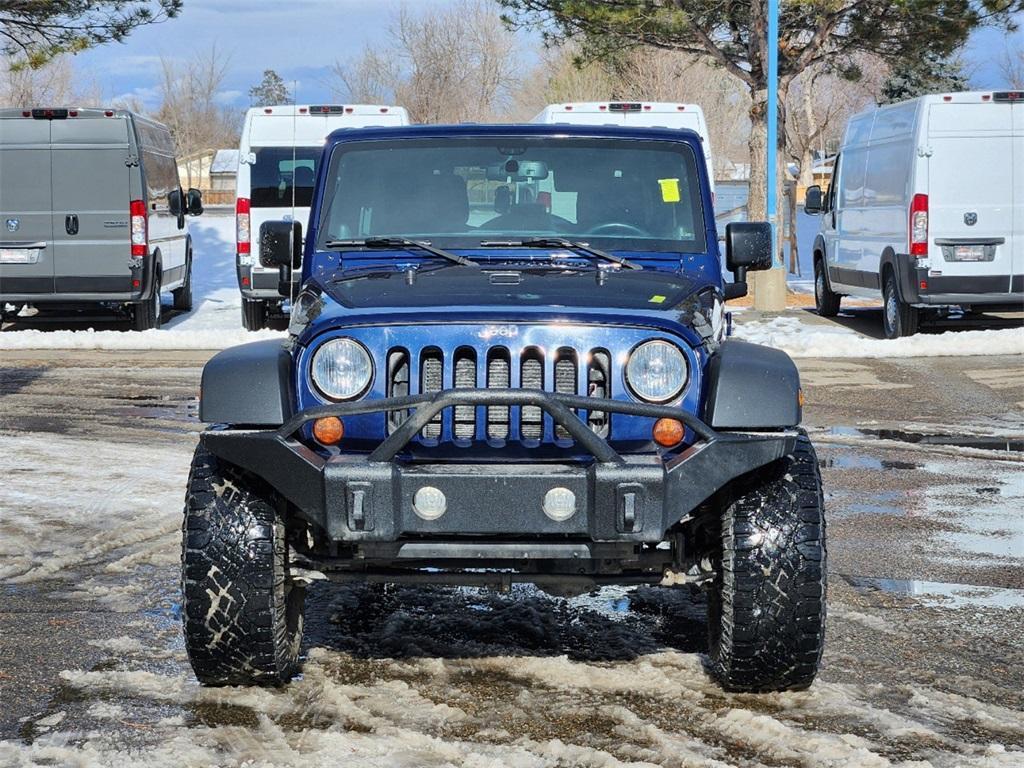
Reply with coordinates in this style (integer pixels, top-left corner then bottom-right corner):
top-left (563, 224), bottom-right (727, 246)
top-left (585, 222), bottom-right (648, 237)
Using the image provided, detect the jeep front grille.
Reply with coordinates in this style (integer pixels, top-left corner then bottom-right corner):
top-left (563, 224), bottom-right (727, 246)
top-left (386, 344), bottom-right (613, 444)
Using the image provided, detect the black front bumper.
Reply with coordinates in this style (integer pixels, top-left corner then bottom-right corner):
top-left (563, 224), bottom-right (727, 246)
top-left (201, 388), bottom-right (797, 546)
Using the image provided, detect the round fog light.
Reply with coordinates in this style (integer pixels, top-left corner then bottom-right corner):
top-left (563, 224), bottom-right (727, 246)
top-left (543, 487), bottom-right (576, 522)
top-left (312, 416), bottom-right (344, 445)
top-left (413, 486), bottom-right (447, 520)
top-left (653, 418), bottom-right (684, 447)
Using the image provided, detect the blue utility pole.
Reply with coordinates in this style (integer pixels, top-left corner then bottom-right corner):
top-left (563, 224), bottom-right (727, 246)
top-left (766, 0), bottom-right (779, 268)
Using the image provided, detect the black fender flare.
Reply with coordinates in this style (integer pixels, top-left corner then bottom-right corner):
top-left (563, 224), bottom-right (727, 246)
top-left (701, 340), bottom-right (802, 429)
top-left (200, 340), bottom-right (295, 426)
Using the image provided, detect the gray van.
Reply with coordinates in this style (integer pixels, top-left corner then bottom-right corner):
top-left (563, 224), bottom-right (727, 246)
top-left (0, 108), bottom-right (202, 330)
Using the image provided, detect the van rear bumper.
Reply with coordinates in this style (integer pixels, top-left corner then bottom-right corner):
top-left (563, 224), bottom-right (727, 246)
top-left (237, 264), bottom-right (299, 301)
top-left (0, 277), bottom-right (146, 304)
top-left (897, 254), bottom-right (1023, 307)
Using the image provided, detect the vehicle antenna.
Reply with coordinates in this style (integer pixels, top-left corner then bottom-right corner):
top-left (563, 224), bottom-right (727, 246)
top-left (289, 80), bottom-right (298, 308)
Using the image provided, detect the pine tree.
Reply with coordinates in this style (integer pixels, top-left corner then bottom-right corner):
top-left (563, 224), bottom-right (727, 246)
top-left (1, 0), bottom-right (181, 68)
top-left (248, 70), bottom-right (290, 107)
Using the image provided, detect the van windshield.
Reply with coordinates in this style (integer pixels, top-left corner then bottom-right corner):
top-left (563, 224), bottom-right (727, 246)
top-left (250, 146), bottom-right (321, 208)
top-left (316, 137), bottom-right (706, 253)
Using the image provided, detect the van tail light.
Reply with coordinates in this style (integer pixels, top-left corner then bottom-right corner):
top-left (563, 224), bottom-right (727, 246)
top-left (130, 200), bottom-right (147, 257)
top-left (909, 194), bottom-right (928, 257)
top-left (236, 198), bottom-right (251, 255)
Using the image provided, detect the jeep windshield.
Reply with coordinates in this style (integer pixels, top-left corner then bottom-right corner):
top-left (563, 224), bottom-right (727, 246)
top-left (315, 137), bottom-right (707, 254)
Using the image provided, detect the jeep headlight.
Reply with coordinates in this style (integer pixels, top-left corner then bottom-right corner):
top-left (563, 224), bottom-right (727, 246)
top-left (311, 338), bottom-right (372, 401)
top-left (626, 340), bottom-right (688, 403)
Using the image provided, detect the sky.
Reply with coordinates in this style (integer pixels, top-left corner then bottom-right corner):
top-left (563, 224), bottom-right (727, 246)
top-left (72, 0), bottom-right (1024, 112)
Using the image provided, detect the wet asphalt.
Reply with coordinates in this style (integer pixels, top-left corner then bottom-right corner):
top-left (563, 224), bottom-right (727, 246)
top-left (0, 339), bottom-right (1023, 766)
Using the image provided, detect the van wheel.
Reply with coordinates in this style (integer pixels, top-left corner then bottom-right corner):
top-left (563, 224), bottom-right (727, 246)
top-left (182, 444), bottom-right (305, 686)
top-left (172, 250), bottom-right (193, 312)
top-left (882, 271), bottom-right (918, 339)
top-left (242, 299), bottom-right (268, 331)
top-left (131, 268), bottom-right (162, 331)
top-left (814, 259), bottom-right (840, 317)
top-left (707, 432), bottom-right (826, 692)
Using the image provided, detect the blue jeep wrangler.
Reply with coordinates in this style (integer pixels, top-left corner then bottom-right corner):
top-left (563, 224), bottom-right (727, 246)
top-left (182, 124), bottom-right (826, 693)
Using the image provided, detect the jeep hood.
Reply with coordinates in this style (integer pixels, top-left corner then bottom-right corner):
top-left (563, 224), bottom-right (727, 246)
top-left (318, 264), bottom-right (716, 313)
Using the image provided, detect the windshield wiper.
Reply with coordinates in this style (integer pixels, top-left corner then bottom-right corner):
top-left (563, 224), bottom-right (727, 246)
top-left (478, 237), bottom-right (640, 270)
top-left (325, 237), bottom-right (476, 267)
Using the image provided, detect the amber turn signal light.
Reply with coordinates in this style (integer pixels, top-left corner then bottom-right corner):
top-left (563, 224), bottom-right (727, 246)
top-left (313, 416), bottom-right (344, 445)
top-left (652, 418), bottom-right (684, 447)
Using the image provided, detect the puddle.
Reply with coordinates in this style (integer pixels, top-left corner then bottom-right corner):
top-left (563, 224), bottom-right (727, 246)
top-left (847, 490), bottom-right (904, 516)
top-left (821, 453), bottom-right (920, 471)
top-left (830, 426), bottom-right (1023, 454)
top-left (844, 575), bottom-right (1024, 609)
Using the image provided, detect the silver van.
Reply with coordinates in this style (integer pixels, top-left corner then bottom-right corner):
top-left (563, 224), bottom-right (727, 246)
top-left (0, 108), bottom-right (203, 330)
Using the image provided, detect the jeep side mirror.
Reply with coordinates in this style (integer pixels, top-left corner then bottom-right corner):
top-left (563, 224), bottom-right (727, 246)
top-left (186, 188), bottom-right (204, 216)
top-left (261, 217), bottom-right (302, 265)
top-left (804, 185), bottom-right (823, 215)
top-left (168, 188), bottom-right (184, 218)
top-left (723, 221), bottom-right (773, 299)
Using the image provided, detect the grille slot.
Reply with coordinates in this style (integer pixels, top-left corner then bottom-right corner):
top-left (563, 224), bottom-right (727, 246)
top-left (453, 347), bottom-right (477, 440)
top-left (386, 349), bottom-right (410, 434)
top-left (554, 348), bottom-right (578, 439)
top-left (587, 350), bottom-right (611, 438)
top-left (486, 347), bottom-right (511, 439)
top-left (420, 348), bottom-right (443, 439)
top-left (520, 348), bottom-right (544, 440)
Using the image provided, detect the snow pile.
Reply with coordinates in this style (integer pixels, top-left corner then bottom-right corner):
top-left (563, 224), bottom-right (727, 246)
top-left (735, 315), bottom-right (1024, 359)
top-left (0, 214), bottom-right (285, 351)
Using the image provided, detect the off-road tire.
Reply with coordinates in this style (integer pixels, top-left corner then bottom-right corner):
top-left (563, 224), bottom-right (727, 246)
top-left (172, 249), bottom-right (193, 312)
top-left (814, 258), bottom-right (841, 317)
top-left (181, 443), bottom-right (305, 686)
top-left (130, 267), bottom-right (162, 331)
top-left (241, 298), bottom-right (268, 331)
top-left (882, 271), bottom-right (918, 339)
top-left (707, 432), bottom-right (826, 692)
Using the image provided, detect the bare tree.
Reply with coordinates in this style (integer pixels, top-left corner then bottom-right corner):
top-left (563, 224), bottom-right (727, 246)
top-left (331, 0), bottom-right (520, 123)
top-left (154, 44), bottom-right (240, 187)
top-left (997, 38), bottom-right (1024, 88)
top-left (785, 58), bottom-right (885, 189)
top-left (0, 53), bottom-right (101, 106)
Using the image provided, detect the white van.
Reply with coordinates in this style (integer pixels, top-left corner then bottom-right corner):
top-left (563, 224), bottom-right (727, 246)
top-left (235, 104), bottom-right (410, 330)
top-left (531, 102), bottom-right (715, 192)
top-left (806, 91), bottom-right (1023, 338)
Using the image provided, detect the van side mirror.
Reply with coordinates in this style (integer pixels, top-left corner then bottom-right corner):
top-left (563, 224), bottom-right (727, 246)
top-left (168, 188), bottom-right (184, 218)
top-left (260, 220), bottom-right (302, 270)
top-left (804, 185), bottom-right (823, 215)
top-left (186, 188), bottom-right (204, 216)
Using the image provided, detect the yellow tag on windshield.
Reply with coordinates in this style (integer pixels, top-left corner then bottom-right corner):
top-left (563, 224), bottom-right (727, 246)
top-left (649, 294), bottom-right (667, 304)
top-left (658, 178), bottom-right (681, 203)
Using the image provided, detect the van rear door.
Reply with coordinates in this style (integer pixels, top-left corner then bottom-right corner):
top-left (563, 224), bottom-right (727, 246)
top-left (49, 116), bottom-right (132, 294)
top-left (926, 102), bottom-right (1014, 294)
top-left (0, 117), bottom-right (55, 296)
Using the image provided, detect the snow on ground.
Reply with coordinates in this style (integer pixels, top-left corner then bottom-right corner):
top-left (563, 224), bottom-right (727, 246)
top-left (0, 214), bottom-right (283, 351)
top-left (735, 315), bottom-right (1024, 359)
